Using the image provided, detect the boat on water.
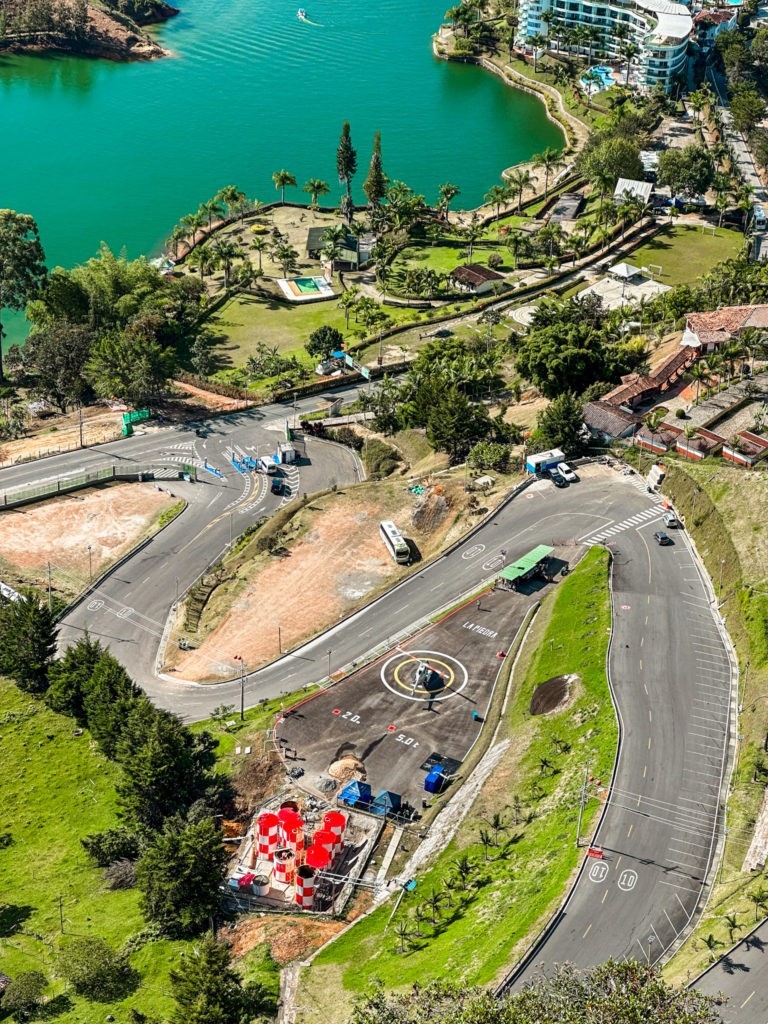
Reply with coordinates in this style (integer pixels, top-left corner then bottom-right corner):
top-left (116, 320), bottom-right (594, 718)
top-left (297, 8), bottom-right (307, 19)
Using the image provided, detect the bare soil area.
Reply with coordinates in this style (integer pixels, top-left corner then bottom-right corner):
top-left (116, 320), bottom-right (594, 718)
top-left (0, 484), bottom-right (176, 597)
top-left (0, 406), bottom-right (124, 466)
top-left (223, 915), bottom-right (346, 965)
top-left (170, 473), bottom-right (516, 682)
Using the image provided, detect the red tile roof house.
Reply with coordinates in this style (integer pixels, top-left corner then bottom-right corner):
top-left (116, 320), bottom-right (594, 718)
top-left (682, 305), bottom-right (768, 354)
top-left (450, 263), bottom-right (504, 295)
top-left (675, 427), bottom-right (726, 460)
top-left (635, 422), bottom-right (683, 454)
top-left (602, 346), bottom-right (698, 410)
top-left (722, 431), bottom-right (768, 467)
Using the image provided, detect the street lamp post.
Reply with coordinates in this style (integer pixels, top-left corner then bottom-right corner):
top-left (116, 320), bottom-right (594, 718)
top-left (327, 648), bottom-right (332, 680)
top-left (234, 655), bottom-right (245, 720)
top-left (87, 544), bottom-right (93, 581)
top-left (278, 624), bottom-right (282, 654)
top-left (719, 558), bottom-right (726, 601)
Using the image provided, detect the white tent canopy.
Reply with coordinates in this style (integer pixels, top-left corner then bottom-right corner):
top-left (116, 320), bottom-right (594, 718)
top-left (609, 262), bottom-right (642, 280)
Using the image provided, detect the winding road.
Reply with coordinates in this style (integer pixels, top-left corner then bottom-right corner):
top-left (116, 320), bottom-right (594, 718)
top-left (0, 410), bottom-right (735, 976)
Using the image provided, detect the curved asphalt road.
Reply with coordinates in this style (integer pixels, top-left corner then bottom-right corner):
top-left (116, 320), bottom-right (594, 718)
top-left (695, 919), bottom-right (768, 1023)
top-left (1, 429), bottom-right (735, 975)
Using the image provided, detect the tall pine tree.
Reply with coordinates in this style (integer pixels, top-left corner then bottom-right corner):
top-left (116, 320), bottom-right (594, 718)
top-left (363, 130), bottom-right (387, 208)
top-left (336, 120), bottom-right (357, 203)
top-left (0, 590), bottom-right (58, 693)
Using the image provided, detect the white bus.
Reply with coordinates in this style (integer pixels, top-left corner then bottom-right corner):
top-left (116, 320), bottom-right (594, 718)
top-left (380, 520), bottom-right (410, 565)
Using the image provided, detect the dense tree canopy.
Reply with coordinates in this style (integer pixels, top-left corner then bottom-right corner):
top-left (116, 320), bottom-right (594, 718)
top-left (170, 936), bottom-right (267, 1024)
top-left (136, 816), bottom-right (227, 936)
top-left (348, 963), bottom-right (721, 1024)
top-left (23, 320), bottom-right (95, 412)
top-left (657, 144), bottom-right (714, 199)
top-left (0, 591), bottom-right (58, 694)
top-left (0, 210), bottom-right (46, 381)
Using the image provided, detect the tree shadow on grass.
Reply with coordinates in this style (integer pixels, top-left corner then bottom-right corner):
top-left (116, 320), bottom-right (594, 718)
top-left (0, 903), bottom-right (35, 936)
top-left (36, 994), bottom-right (75, 1019)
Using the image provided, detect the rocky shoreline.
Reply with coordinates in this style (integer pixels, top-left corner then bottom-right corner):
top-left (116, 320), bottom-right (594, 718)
top-left (0, 0), bottom-right (178, 61)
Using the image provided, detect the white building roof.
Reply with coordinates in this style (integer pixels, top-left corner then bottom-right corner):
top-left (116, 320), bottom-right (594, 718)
top-left (614, 178), bottom-right (653, 202)
top-left (635, 0), bottom-right (692, 40)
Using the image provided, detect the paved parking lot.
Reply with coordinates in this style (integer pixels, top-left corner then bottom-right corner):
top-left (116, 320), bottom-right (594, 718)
top-left (275, 584), bottom-right (546, 808)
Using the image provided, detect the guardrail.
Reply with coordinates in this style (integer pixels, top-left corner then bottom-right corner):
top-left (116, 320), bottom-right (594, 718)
top-left (0, 463), bottom-right (197, 509)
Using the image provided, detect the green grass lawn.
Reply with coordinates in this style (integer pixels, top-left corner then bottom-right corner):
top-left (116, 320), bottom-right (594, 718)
top-left (0, 680), bottom-right (314, 1022)
top-left (626, 223), bottom-right (746, 285)
top-left (301, 548), bottom-right (617, 1017)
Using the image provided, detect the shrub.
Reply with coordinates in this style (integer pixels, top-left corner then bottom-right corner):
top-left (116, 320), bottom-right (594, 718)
top-left (57, 936), bottom-right (136, 1001)
top-left (363, 438), bottom-right (402, 479)
top-left (81, 827), bottom-right (145, 867)
top-left (2, 971), bottom-right (47, 1020)
top-left (326, 426), bottom-right (364, 451)
top-left (675, 407), bottom-right (687, 419)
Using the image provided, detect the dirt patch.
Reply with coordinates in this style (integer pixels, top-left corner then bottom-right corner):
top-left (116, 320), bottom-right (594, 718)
top-left (0, 406), bottom-right (124, 466)
top-left (231, 737), bottom-right (285, 816)
top-left (172, 479), bottom-right (476, 681)
top-left (530, 673), bottom-right (579, 715)
top-left (223, 915), bottom-right (346, 965)
top-left (170, 379), bottom-right (247, 411)
top-left (0, 484), bottom-right (176, 594)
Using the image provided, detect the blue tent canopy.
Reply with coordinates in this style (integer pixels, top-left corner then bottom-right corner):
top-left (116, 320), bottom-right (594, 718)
top-left (338, 781), bottom-right (372, 806)
top-left (371, 790), bottom-right (401, 816)
top-left (424, 767), bottom-right (447, 794)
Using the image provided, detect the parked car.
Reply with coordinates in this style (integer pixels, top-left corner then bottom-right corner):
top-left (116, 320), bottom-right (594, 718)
top-left (557, 462), bottom-right (578, 482)
top-left (653, 530), bottom-right (672, 545)
top-left (271, 477), bottom-right (283, 495)
top-left (663, 511), bottom-right (679, 528)
top-left (548, 470), bottom-right (568, 488)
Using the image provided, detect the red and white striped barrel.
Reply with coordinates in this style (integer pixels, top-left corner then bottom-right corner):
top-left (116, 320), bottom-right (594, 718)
top-left (295, 865), bottom-right (316, 910)
top-left (281, 824), bottom-right (304, 855)
top-left (312, 829), bottom-right (336, 863)
top-left (258, 834), bottom-right (278, 860)
top-left (323, 811), bottom-right (346, 850)
top-left (258, 813), bottom-right (279, 841)
top-left (273, 849), bottom-right (295, 885)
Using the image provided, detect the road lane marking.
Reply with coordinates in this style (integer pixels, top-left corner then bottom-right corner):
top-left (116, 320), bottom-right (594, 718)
top-left (602, 890), bottom-right (608, 903)
top-left (639, 659), bottom-right (643, 670)
top-left (643, 765), bottom-right (647, 778)
top-left (649, 709), bottom-right (652, 722)
top-left (740, 992), bottom-right (756, 1009)
top-left (648, 736), bottom-right (652, 749)
top-left (627, 823), bottom-right (633, 838)
top-left (641, 636), bottom-right (644, 647)
top-left (582, 923), bottom-right (593, 938)
top-left (644, 683), bottom-right (649, 695)
top-left (664, 909), bottom-right (676, 932)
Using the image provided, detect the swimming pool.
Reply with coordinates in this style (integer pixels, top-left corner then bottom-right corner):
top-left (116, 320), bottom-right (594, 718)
top-left (580, 64), bottom-right (616, 93)
top-left (277, 275), bottom-right (336, 302)
top-left (293, 277), bottom-right (321, 294)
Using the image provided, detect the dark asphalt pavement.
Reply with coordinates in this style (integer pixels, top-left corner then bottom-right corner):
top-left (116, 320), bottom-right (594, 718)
top-left (504, 494), bottom-right (733, 985)
top-left (695, 919), bottom-right (768, 1023)
top-left (0, 434), bottom-right (735, 978)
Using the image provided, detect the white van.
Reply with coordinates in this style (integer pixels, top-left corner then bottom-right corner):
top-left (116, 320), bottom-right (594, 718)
top-left (259, 456), bottom-right (277, 475)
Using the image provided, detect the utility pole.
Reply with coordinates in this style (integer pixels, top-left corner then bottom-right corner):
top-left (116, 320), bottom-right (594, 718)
top-left (58, 895), bottom-right (64, 933)
top-left (327, 648), bottom-right (332, 680)
top-left (47, 562), bottom-right (52, 611)
top-left (576, 759), bottom-right (590, 847)
top-left (278, 624), bottom-right (282, 654)
top-left (234, 655), bottom-right (245, 721)
top-left (87, 545), bottom-right (92, 582)
top-left (78, 403), bottom-right (84, 449)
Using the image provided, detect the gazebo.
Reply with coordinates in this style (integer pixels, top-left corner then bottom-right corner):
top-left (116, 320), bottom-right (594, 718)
top-left (608, 261), bottom-right (641, 280)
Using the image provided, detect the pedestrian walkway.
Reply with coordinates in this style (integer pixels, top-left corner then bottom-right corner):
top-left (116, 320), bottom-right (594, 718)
top-left (580, 504), bottom-right (666, 546)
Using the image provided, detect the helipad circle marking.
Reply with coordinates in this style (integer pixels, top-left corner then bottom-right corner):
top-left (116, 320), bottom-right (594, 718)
top-left (380, 650), bottom-right (469, 702)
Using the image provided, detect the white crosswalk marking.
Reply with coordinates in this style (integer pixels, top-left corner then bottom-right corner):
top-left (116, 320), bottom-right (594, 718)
top-left (583, 505), bottom-right (665, 546)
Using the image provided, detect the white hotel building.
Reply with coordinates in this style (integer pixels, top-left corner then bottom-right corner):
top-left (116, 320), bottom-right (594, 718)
top-left (516, 0), bottom-right (693, 92)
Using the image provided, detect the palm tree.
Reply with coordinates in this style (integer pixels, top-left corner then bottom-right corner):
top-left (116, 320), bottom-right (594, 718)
top-left (216, 185), bottom-right (246, 220)
top-left (589, 167), bottom-right (614, 210)
top-left (642, 407), bottom-right (666, 452)
top-left (485, 182), bottom-right (511, 229)
top-left (462, 215), bottom-right (483, 262)
top-left (511, 794), bottom-right (523, 825)
top-left (438, 182), bottom-right (461, 217)
top-left (249, 236), bottom-right (268, 272)
top-left (393, 919), bottom-right (411, 953)
top-left (450, 853), bottom-right (475, 891)
top-left (506, 227), bottom-right (528, 268)
top-left (338, 285), bottom-right (360, 328)
top-left (234, 261), bottom-right (258, 293)
top-left (703, 933), bottom-right (723, 952)
top-left (272, 169), bottom-right (297, 204)
top-left (715, 193), bottom-right (730, 228)
top-left (211, 239), bottom-right (241, 290)
top-left (527, 32), bottom-right (547, 72)
top-left (582, 68), bottom-right (602, 109)
top-left (724, 913), bottom-right (742, 944)
top-left (424, 886), bottom-right (445, 925)
top-left (506, 167), bottom-right (533, 213)
top-left (748, 888), bottom-right (768, 922)
top-left (487, 811), bottom-right (509, 845)
top-left (619, 41), bottom-right (639, 85)
top-left (322, 241), bottom-right (342, 280)
top-left (478, 827), bottom-right (494, 861)
top-left (303, 178), bottom-right (330, 207)
top-left (167, 223), bottom-right (187, 260)
top-left (687, 361), bottom-right (709, 406)
top-left (201, 196), bottom-right (224, 231)
top-left (532, 147), bottom-right (564, 198)
top-left (181, 209), bottom-right (206, 248)
top-left (271, 242), bottom-right (300, 276)
top-left (187, 244), bottom-right (218, 282)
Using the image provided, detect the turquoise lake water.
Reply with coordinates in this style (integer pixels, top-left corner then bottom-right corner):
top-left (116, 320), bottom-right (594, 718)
top-left (0, 0), bottom-right (563, 344)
